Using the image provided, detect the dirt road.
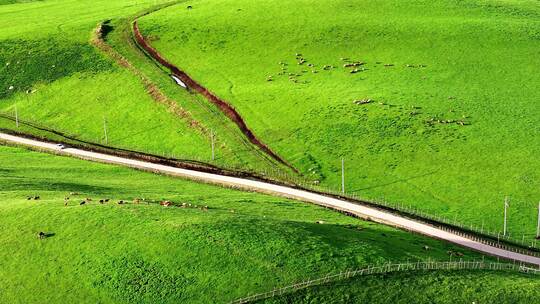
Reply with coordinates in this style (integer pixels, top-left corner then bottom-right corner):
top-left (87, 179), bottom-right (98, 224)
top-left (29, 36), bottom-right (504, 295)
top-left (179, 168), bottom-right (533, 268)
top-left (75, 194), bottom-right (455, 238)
top-left (1, 132), bottom-right (539, 266)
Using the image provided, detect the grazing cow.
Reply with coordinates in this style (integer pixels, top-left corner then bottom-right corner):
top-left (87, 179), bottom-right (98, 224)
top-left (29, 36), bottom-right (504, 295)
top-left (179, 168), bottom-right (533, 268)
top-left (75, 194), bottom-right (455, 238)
top-left (80, 201), bottom-right (86, 206)
top-left (38, 232), bottom-right (45, 239)
top-left (34, 196), bottom-right (40, 200)
top-left (118, 200), bottom-right (124, 205)
top-left (160, 200), bottom-right (172, 207)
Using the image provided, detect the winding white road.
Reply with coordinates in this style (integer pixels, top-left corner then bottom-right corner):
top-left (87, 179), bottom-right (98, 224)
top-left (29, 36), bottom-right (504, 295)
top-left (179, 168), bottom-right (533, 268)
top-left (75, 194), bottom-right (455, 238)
top-left (2, 132), bottom-right (540, 266)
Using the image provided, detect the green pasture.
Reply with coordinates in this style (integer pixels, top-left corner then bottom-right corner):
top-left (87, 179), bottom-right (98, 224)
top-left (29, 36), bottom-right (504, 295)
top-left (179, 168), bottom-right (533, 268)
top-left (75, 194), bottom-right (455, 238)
top-left (137, 0), bottom-right (540, 239)
top-left (0, 0), bottom-right (280, 171)
top-left (0, 144), bottom-right (490, 303)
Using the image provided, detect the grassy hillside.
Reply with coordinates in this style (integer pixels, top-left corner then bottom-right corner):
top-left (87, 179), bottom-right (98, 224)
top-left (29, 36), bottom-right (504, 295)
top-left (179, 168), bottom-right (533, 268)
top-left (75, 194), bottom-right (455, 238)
top-left (137, 0), bottom-right (540, 239)
top-left (261, 270), bottom-right (540, 304)
top-left (0, 0), bottom-right (280, 171)
top-left (0, 144), bottom-right (495, 303)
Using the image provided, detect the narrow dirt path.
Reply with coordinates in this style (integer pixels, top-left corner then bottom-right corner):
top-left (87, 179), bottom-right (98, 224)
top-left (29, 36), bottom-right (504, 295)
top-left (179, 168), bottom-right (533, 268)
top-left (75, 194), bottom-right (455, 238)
top-left (91, 21), bottom-right (208, 136)
top-left (132, 21), bottom-right (296, 172)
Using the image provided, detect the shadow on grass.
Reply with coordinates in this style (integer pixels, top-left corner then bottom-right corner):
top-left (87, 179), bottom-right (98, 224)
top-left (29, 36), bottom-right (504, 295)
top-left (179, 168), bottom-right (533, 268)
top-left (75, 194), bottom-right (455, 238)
top-left (2, 180), bottom-right (113, 194)
top-left (191, 216), bottom-right (463, 264)
top-left (42, 232), bottom-right (55, 238)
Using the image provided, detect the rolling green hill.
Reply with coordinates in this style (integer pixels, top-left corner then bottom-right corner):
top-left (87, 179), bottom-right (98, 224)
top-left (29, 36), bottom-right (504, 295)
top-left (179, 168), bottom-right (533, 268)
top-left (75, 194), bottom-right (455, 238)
top-left (0, 144), bottom-right (495, 303)
top-left (0, 0), bottom-right (279, 172)
top-left (136, 0), bottom-right (540, 240)
top-left (1, 0), bottom-right (540, 302)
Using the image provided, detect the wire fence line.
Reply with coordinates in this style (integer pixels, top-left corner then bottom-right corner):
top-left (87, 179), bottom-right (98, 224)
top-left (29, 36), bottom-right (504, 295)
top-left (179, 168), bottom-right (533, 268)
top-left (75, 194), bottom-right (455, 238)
top-left (1, 111), bottom-right (539, 256)
top-left (230, 260), bottom-right (540, 304)
top-left (309, 187), bottom-right (540, 256)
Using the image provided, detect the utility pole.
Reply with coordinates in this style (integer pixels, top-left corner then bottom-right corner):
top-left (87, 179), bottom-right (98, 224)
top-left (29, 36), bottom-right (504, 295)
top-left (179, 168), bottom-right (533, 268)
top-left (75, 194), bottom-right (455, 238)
top-left (536, 201), bottom-right (540, 239)
top-left (481, 220), bottom-right (484, 234)
top-left (103, 116), bottom-right (108, 145)
top-left (341, 158), bottom-right (345, 194)
top-left (14, 105), bottom-right (19, 128)
top-left (211, 129), bottom-right (215, 161)
top-left (503, 196), bottom-right (509, 236)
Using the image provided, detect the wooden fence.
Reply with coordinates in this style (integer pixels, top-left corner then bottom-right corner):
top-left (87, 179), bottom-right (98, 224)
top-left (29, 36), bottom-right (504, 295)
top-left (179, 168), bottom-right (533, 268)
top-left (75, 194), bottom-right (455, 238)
top-left (230, 260), bottom-right (540, 304)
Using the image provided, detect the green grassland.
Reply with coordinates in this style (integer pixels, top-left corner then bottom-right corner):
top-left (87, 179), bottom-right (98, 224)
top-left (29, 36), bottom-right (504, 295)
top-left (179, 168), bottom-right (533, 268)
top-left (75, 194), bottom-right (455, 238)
top-left (0, 144), bottom-right (500, 303)
top-left (0, 0), bottom-right (280, 171)
top-left (1, 1), bottom-right (539, 302)
top-left (261, 270), bottom-right (540, 304)
top-left (137, 0), bottom-right (540, 239)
